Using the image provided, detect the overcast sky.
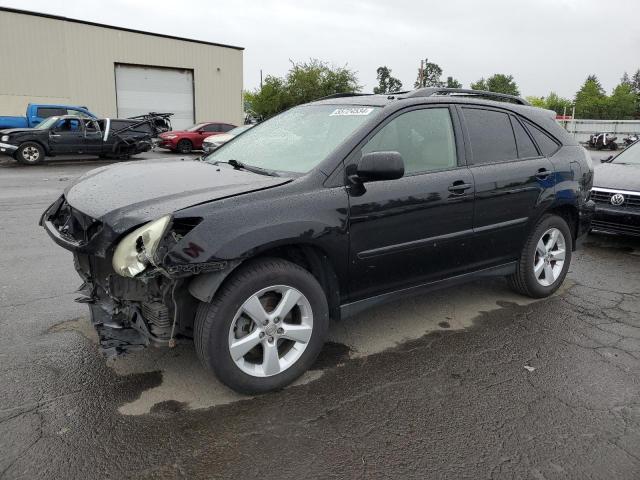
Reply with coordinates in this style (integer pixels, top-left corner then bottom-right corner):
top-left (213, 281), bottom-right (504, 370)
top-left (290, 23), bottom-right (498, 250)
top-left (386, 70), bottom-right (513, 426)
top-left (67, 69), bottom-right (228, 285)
top-left (3, 0), bottom-right (639, 98)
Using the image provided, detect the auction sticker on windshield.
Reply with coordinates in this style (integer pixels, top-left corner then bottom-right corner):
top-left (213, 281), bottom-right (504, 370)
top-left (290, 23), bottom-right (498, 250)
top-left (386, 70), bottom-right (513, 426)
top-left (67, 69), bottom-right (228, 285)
top-left (330, 107), bottom-right (375, 116)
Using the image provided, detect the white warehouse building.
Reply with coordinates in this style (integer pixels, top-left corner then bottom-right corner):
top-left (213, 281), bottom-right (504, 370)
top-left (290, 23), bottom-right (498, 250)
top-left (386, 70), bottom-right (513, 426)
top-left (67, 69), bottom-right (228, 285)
top-left (0, 7), bottom-right (244, 129)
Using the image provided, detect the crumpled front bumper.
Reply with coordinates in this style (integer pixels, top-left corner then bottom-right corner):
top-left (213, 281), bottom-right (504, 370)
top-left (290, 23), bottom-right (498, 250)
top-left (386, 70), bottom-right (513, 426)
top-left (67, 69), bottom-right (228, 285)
top-left (41, 196), bottom-right (195, 357)
top-left (0, 142), bottom-right (18, 155)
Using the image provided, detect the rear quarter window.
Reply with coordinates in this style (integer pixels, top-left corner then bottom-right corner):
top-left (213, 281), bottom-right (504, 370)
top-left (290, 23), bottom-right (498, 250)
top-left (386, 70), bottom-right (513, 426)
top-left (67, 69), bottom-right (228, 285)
top-left (511, 117), bottom-right (539, 158)
top-left (523, 120), bottom-right (560, 157)
top-left (36, 107), bottom-right (66, 118)
top-left (462, 108), bottom-right (518, 165)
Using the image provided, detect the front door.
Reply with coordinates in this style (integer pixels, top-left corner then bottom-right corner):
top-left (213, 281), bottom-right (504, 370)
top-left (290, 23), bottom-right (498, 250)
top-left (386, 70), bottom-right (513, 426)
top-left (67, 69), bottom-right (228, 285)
top-left (459, 106), bottom-right (555, 268)
top-left (347, 105), bottom-right (475, 302)
top-left (49, 117), bottom-right (84, 154)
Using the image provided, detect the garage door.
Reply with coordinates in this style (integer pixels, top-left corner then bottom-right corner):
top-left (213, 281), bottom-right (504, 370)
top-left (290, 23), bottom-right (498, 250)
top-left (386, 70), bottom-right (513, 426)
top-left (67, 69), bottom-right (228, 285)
top-left (115, 64), bottom-right (194, 130)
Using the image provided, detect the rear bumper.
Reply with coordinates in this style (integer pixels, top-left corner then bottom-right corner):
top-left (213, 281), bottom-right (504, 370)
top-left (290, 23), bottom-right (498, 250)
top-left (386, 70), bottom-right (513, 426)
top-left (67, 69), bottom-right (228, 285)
top-left (578, 199), bottom-right (596, 238)
top-left (592, 205), bottom-right (640, 237)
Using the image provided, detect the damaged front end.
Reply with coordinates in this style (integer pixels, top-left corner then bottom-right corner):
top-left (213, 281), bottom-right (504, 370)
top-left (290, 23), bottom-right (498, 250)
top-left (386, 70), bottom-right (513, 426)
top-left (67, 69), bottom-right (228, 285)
top-left (41, 196), bottom-right (201, 358)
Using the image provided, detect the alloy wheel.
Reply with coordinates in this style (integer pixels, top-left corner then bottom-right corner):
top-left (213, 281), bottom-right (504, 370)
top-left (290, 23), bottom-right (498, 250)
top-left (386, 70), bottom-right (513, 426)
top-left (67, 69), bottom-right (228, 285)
top-left (22, 146), bottom-right (40, 162)
top-left (533, 227), bottom-right (566, 287)
top-left (228, 285), bottom-right (314, 377)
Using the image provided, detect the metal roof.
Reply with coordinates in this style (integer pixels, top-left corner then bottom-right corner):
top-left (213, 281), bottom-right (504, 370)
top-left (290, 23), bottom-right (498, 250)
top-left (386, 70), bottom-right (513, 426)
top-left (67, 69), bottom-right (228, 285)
top-left (0, 6), bottom-right (244, 51)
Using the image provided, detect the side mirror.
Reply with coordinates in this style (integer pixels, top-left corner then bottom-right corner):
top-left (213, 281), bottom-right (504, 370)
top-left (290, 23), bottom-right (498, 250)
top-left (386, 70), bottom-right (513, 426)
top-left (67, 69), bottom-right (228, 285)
top-left (356, 151), bottom-right (405, 182)
top-left (600, 155), bottom-right (613, 163)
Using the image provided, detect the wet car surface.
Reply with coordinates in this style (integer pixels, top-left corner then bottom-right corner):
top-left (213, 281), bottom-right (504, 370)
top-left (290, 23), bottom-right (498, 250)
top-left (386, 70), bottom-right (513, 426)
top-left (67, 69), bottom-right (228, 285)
top-left (1, 154), bottom-right (639, 479)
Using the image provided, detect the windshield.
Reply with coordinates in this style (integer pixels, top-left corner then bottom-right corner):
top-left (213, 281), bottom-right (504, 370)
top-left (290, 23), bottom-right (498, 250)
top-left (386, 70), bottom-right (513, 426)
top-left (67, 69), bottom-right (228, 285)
top-left (205, 104), bottom-right (380, 173)
top-left (187, 123), bottom-right (207, 132)
top-left (612, 141), bottom-right (640, 165)
top-left (36, 117), bottom-right (60, 130)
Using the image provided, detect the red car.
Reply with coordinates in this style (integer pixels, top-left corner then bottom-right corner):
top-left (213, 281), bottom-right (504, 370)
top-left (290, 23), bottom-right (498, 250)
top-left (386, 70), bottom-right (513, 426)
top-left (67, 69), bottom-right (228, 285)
top-left (158, 122), bottom-right (237, 153)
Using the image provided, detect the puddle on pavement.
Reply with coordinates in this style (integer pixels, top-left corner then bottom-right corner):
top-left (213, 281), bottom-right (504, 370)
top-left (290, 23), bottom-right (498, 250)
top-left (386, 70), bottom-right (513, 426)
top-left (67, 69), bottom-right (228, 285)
top-left (50, 278), bottom-right (571, 415)
top-left (48, 317), bottom-right (98, 343)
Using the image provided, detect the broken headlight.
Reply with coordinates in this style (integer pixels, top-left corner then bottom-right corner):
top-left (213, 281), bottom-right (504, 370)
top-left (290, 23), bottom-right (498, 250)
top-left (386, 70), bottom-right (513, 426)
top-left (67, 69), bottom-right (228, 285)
top-left (112, 215), bottom-right (171, 277)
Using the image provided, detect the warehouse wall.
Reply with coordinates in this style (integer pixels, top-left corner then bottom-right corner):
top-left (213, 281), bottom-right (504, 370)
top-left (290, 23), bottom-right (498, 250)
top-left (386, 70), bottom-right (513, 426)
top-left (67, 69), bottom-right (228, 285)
top-left (0, 9), bottom-right (243, 125)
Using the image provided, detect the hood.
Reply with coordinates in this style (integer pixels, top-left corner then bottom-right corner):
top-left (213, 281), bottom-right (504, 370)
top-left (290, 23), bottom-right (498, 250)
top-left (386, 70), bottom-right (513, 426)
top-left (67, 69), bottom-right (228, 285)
top-left (0, 127), bottom-right (42, 135)
top-left (160, 130), bottom-right (190, 137)
top-left (594, 162), bottom-right (640, 192)
top-left (64, 158), bottom-right (291, 233)
top-left (204, 133), bottom-right (233, 144)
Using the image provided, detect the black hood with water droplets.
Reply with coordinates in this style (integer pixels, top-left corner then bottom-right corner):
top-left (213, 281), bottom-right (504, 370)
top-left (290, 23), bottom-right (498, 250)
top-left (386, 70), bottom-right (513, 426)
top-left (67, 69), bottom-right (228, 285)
top-left (64, 158), bottom-right (290, 233)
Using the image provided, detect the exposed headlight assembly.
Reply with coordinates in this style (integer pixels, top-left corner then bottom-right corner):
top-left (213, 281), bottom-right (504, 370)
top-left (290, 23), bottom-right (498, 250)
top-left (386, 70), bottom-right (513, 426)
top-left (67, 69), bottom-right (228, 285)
top-left (1, 135), bottom-right (9, 142)
top-left (112, 215), bottom-right (171, 277)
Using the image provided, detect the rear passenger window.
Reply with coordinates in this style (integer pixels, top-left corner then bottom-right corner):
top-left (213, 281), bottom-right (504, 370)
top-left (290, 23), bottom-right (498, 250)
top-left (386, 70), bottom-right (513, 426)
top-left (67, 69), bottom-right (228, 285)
top-left (523, 121), bottom-right (560, 157)
top-left (362, 108), bottom-right (457, 174)
top-left (37, 107), bottom-right (66, 118)
top-left (463, 108), bottom-right (517, 164)
top-left (511, 117), bottom-right (539, 158)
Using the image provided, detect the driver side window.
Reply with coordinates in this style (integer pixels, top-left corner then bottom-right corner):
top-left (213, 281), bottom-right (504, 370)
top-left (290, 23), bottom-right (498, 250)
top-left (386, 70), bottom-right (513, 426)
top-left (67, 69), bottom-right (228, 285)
top-left (55, 119), bottom-right (81, 132)
top-left (362, 108), bottom-right (457, 175)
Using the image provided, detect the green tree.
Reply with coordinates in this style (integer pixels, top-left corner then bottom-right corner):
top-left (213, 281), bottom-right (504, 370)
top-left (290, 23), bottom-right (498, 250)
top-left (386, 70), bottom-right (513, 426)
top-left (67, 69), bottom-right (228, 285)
top-left (545, 92), bottom-right (573, 115)
top-left (630, 69), bottom-right (640, 118)
top-left (470, 78), bottom-right (488, 91)
top-left (373, 66), bottom-right (403, 94)
top-left (445, 76), bottom-right (462, 89)
top-left (414, 59), bottom-right (444, 88)
top-left (525, 96), bottom-right (547, 108)
top-left (244, 75), bottom-right (291, 120)
top-left (244, 59), bottom-right (361, 119)
top-left (607, 82), bottom-right (636, 119)
top-left (471, 74), bottom-right (520, 96)
top-left (574, 75), bottom-right (608, 119)
top-left (631, 69), bottom-right (640, 95)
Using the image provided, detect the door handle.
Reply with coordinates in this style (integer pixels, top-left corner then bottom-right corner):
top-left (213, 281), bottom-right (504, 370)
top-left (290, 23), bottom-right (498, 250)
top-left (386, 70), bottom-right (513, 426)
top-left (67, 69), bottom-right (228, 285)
top-left (535, 168), bottom-right (550, 179)
top-left (448, 181), bottom-right (472, 195)
top-left (50, 134), bottom-right (61, 137)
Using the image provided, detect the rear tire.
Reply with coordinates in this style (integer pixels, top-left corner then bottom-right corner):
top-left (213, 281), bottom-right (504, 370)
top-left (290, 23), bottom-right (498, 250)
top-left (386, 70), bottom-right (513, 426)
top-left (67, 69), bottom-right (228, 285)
top-left (16, 142), bottom-right (45, 165)
top-left (194, 258), bottom-right (329, 394)
top-left (176, 139), bottom-right (193, 154)
top-left (508, 214), bottom-right (572, 298)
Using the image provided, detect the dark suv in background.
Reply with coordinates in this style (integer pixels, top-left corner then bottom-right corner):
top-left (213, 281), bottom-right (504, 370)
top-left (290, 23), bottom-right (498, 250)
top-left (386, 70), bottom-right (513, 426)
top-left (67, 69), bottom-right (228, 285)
top-left (41, 88), bottom-right (595, 394)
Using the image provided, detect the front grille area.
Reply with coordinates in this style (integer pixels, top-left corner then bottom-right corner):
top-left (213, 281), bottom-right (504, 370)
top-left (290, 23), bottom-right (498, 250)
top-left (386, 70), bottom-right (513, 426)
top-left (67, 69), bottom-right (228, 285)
top-left (592, 220), bottom-right (640, 236)
top-left (591, 189), bottom-right (640, 209)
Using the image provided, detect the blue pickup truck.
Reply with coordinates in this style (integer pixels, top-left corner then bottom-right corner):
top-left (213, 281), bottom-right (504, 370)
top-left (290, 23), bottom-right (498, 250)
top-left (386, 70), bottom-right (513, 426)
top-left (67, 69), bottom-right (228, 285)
top-left (0, 104), bottom-right (97, 129)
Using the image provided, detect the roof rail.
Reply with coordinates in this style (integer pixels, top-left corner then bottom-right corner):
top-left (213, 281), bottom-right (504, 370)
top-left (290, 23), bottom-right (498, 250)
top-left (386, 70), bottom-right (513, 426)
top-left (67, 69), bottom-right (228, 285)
top-left (404, 88), bottom-right (530, 106)
top-left (316, 92), bottom-right (373, 101)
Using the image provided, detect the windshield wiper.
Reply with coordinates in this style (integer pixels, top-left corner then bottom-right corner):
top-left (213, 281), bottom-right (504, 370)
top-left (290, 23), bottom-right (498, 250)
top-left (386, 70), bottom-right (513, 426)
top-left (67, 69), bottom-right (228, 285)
top-left (213, 159), bottom-right (280, 177)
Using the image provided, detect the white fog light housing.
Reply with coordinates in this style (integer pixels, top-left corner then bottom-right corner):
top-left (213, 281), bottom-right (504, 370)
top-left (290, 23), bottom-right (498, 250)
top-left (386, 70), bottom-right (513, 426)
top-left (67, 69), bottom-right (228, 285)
top-left (1, 135), bottom-right (9, 142)
top-left (112, 215), bottom-right (171, 277)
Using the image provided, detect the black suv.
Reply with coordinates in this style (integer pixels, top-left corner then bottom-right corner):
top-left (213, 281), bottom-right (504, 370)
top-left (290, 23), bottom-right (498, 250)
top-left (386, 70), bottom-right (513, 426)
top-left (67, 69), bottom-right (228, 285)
top-left (41, 88), bottom-right (595, 394)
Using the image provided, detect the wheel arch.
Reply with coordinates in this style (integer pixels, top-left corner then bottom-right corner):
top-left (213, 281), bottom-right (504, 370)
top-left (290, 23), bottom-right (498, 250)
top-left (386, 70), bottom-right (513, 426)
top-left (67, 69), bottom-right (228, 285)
top-left (540, 202), bottom-right (579, 250)
top-left (18, 139), bottom-right (50, 156)
top-left (188, 242), bottom-right (343, 320)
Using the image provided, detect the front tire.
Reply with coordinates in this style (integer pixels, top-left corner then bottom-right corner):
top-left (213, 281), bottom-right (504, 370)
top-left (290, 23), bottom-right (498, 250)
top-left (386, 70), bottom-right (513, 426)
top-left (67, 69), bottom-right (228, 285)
top-left (16, 142), bottom-right (45, 165)
top-left (508, 214), bottom-right (572, 298)
top-left (194, 258), bottom-right (329, 394)
top-left (176, 139), bottom-right (193, 154)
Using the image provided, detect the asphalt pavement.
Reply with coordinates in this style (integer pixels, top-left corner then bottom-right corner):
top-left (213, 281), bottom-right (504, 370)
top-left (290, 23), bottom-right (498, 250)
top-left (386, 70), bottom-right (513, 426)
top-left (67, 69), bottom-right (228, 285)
top-left (1, 151), bottom-right (639, 479)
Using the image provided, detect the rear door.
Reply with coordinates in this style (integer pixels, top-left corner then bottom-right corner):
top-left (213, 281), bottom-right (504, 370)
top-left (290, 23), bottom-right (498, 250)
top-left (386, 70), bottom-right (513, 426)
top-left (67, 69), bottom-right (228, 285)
top-left (347, 105), bottom-right (475, 301)
top-left (81, 119), bottom-right (103, 154)
top-left (459, 106), bottom-right (555, 268)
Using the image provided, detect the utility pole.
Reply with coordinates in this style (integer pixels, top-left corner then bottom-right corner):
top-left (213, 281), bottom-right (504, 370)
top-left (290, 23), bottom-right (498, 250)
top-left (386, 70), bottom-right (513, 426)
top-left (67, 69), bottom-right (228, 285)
top-left (260, 69), bottom-right (263, 90)
top-left (419, 60), bottom-right (424, 88)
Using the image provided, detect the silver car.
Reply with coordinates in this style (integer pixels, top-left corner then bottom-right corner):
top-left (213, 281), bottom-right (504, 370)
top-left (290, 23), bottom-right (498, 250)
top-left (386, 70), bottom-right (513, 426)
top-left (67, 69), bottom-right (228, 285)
top-left (202, 124), bottom-right (254, 153)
